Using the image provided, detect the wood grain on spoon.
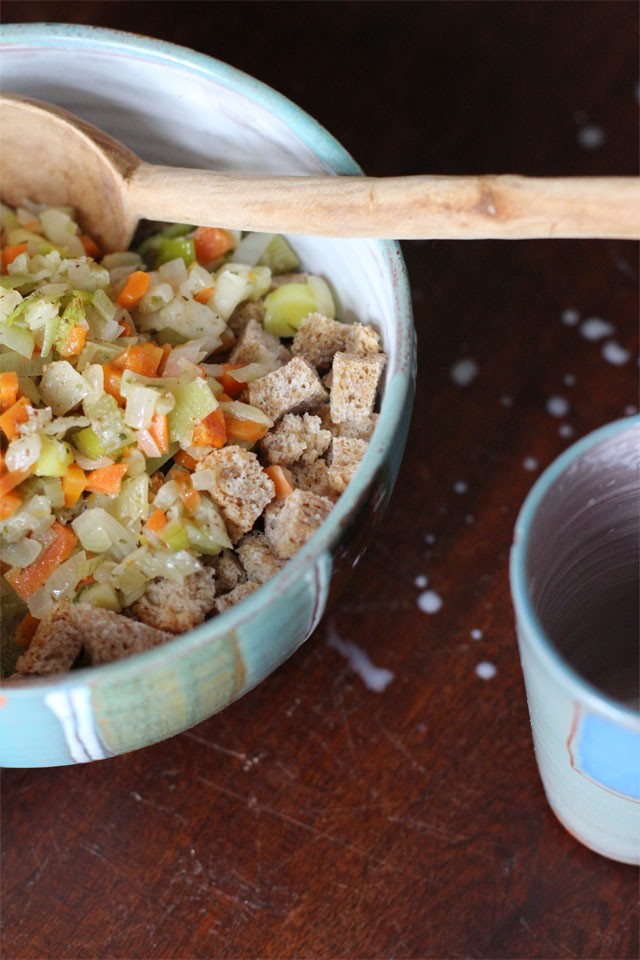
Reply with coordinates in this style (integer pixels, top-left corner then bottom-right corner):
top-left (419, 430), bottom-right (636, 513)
top-left (1, 92), bottom-right (638, 252)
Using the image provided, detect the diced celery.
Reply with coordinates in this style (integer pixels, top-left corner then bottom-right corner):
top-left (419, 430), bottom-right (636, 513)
top-left (72, 507), bottom-right (137, 559)
top-left (160, 519), bottom-right (191, 552)
top-left (167, 379), bottom-right (218, 444)
top-left (263, 283), bottom-right (320, 338)
top-left (73, 426), bottom-right (106, 459)
top-left (76, 339), bottom-right (123, 369)
top-left (33, 436), bottom-right (74, 477)
top-left (85, 394), bottom-right (135, 453)
top-left (156, 237), bottom-right (195, 268)
top-left (76, 581), bottom-right (121, 612)
top-left (0, 352), bottom-right (45, 376)
top-left (0, 321), bottom-right (35, 358)
top-left (91, 288), bottom-right (117, 323)
top-left (184, 521), bottom-right (224, 556)
top-left (162, 223), bottom-right (195, 239)
top-left (145, 441), bottom-right (179, 474)
top-left (193, 496), bottom-right (232, 550)
top-left (40, 313), bottom-right (60, 359)
top-left (0, 274), bottom-right (38, 291)
top-left (258, 235), bottom-right (301, 274)
top-left (115, 474), bottom-right (149, 524)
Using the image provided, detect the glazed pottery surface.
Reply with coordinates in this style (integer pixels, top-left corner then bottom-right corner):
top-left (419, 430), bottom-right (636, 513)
top-left (0, 24), bottom-right (415, 767)
top-left (510, 417), bottom-right (640, 864)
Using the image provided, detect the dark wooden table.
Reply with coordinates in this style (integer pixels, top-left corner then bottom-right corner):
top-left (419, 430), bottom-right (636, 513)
top-left (1, 3), bottom-right (638, 958)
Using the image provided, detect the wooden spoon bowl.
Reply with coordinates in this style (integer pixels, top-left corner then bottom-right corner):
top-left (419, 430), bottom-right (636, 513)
top-left (1, 92), bottom-right (638, 252)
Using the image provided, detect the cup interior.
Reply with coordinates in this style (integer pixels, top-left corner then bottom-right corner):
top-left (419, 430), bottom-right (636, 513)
top-left (524, 423), bottom-right (639, 708)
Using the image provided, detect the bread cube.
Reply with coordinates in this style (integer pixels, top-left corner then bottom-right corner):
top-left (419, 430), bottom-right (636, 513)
top-left (229, 317), bottom-right (290, 366)
top-left (329, 352), bottom-right (386, 423)
top-left (195, 446), bottom-right (275, 542)
top-left (328, 437), bottom-right (368, 493)
top-left (264, 488), bottom-right (334, 558)
top-left (128, 568), bottom-right (216, 634)
top-left (236, 531), bottom-right (286, 584)
top-left (244, 356), bottom-right (328, 423)
top-left (291, 313), bottom-right (348, 368)
top-left (213, 581), bottom-right (258, 614)
top-left (260, 412), bottom-right (332, 466)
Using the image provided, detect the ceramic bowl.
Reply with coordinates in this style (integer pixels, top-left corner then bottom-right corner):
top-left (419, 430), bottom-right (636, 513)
top-left (0, 24), bottom-right (415, 767)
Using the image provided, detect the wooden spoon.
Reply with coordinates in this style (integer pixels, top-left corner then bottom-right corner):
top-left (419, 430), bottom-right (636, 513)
top-left (1, 92), bottom-right (638, 252)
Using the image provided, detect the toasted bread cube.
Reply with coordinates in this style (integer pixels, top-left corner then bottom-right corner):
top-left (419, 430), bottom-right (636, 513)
top-left (260, 412), bottom-right (332, 466)
top-left (316, 403), bottom-right (379, 441)
top-left (236, 531), bottom-right (286, 584)
top-left (213, 580), bottom-right (258, 614)
top-left (291, 313), bottom-right (348, 369)
top-left (85, 608), bottom-right (173, 664)
top-left (343, 322), bottom-right (382, 357)
top-left (229, 317), bottom-right (290, 366)
top-left (127, 568), bottom-right (216, 634)
top-left (14, 601), bottom-right (85, 676)
top-left (195, 446), bottom-right (275, 542)
top-left (210, 549), bottom-right (247, 594)
top-left (329, 352), bottom-right (386, 423)
top-left (264, 488), bottom-right (334, 559)
top-left (227, 300), bottom-right (265, 338)
top-left (244, 356), bottom-right (328, 423)
top-left (289, 459), bottom-right (339, 501)
top-left (328, 437), bottom-right (368, 493)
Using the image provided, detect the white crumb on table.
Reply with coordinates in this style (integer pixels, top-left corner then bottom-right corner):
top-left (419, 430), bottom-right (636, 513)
top-left (475, 661), bottom-right (497, 680)
top-left (546, 395), bottom-right (569, 417)
top-left (453, 480), bottom-right (468, 494)
top-left (561, 309), bottom-right (580, 326)
top-left (450, 358), bottom-right (479, 387)
top-left (580, 317), bottom-right (615, 341)
top-left (417, 590), bottom-right (443, 614)
top-left (328, 627), bottom-right (394, 692)
top-left (465, 514), bottom-right (474, 524)
top-left (425, 533), bottom-right (436, 545)
top-left (559, 423), bottom-right (575, 438)
top-left (577, 124), bottom-right (605, 149)
top-left (563, 374), bottom-right (576, 386)
top-left (522, 456), bottom-right (539, 472)
top-left (500, 395), bottom-right (513, 407)
top-left (624, 405), bottom-right (638, 416)
top-left (602, 341), bottom-right (631, 365)
top-left (414, 574), bottom-right (428, 588)
top-left (471, 629), bottom-right (483, 640)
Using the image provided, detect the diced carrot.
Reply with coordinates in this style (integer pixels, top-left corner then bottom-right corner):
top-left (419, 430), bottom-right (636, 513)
top-left (0, 461), bottom-right (31, 497)
top-left (192, 406), bottom-right (227, 448)
top-left (149, 414), bottom-right (169, 455)
top-left (217, 392), bottom-right (233, 403)
top-left (14, 611), bottom-right (40, 646)
top-left (23, 220), bottom-right (40, 232)
top-left (79, 233), bottom-right (101, 259)
top-left (170, 466), bottom-right (201, 513)
top-left (113, 342), bottom-right (163, 377)
top-left (0, 396), bottom-right (30, 440)
top-left (85, 463), bottom-right (128, 495)
top-left (0, 488), bottom-right (21, 520)
top-left (59, 325), bottom-right (88, 358)
top-left (0, 371), bottom-right (19, 412)
top-left (1, 243), bottom-right (28, 273)
top-left (143, 507), bottom-right (168, 543)
top-left (136, 430), bottom-right (162, 458)
top-left (264, 464), bottom-right (294, 499)
top-left (174, 450), bottom-right (198, 471)
top-left (102, 363), bottom-right (125, 405)
top-left (6, 522), bottom-right (78, 599)
top-left (116, 270), bottom-right (150, 308)
top-left (62, 464), bottom-right (87, 508)
top-left (158, 343), bottom-right (172, 375)
top-left (118, 319), bottom-right (135, 338)
top-left (193, 227), bottom-right (235, 264)
top-left (194, 286), bottom-right (215, 304)
top-left (218, 363), bottom-right (248, 397)
top-left (223, 414), bottom-right (269, 443)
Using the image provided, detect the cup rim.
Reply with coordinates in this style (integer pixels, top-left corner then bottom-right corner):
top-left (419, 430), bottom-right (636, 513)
top-left (510, 414), bottom-right (640, 726)
top-left (0, 22), bottom-right (416, 697)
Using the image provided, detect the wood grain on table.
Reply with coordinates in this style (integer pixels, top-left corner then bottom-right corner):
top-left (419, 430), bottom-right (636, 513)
top-left (1, 3), bottom-right (638, 959)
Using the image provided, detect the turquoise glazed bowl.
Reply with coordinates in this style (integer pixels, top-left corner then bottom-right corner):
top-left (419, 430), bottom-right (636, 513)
top-left (0, 24), bottom-right (415, 767)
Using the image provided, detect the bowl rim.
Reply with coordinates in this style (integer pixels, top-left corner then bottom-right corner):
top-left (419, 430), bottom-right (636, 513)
top-left (509, 414), bottom-right (640, 726)
top-left (1, 23), bottom-right (416, 697)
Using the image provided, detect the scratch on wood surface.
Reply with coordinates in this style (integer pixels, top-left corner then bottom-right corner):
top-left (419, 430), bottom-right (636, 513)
top-left (195, 775), bottom-right (395, 871)
top-left (181, 730), bottom-right (247, 762)
top-left (130, 791), bottom-right (188, 825)
top-left (377, 721), bottom-right (430, 778)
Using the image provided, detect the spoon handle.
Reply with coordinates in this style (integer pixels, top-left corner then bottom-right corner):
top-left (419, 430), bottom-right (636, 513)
top-left (127, 164), bottom-right (640, 239)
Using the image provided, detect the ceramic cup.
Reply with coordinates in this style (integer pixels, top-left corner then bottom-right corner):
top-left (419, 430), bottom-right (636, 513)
top-left (510, 416), bottom-right (640, 864)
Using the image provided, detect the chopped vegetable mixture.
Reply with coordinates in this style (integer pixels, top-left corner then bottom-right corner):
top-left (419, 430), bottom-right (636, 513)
top-left (0, 203), bottom-right (385, 678)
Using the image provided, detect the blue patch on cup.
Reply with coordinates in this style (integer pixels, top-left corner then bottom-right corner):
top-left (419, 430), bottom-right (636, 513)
top-left (575, 712), bottom-right (640, 799)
